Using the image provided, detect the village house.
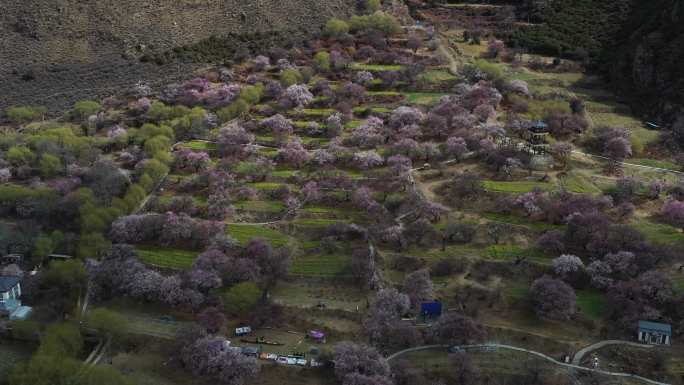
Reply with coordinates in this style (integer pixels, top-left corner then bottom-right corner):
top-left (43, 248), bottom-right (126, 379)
top-left (638, 320), bottom-right (672, 345)
top-left (0, 275), bottom-right (32, 320)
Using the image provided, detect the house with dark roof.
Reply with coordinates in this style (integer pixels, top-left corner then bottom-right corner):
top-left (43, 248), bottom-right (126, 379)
top-left (638, 320), bottom-right (672, 345)
top-left (0, 275), bottom-right (32, 320)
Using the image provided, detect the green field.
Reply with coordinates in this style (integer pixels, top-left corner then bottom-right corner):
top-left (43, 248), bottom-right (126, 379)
top-left (291, 218), bottom-right (348, 227)
top-left (632, 221), bottom-right (684, 245)
top-left (247, 182), bottom-right (295, 191)
top-left (352, 106), bottom-right (393, 115)
top-left (350, 63), bottom-right (404, 72)
top-left (290, 253), bottom-right (353, 277)
top-left (418, 69), bottom-right (458, 83)
top-left (227, 224), bottom-right (290, 247)
top-left (234, 200), bottom-right (286, 213)
top-left (483, 212), bottom-right (563, 231)
top-left (482, 180), bottom-right (555, 193)
top-left (559, 173), bottom-right (603, 194)
top-left (270, 169), bottom-right (299, 178)
top-left (403, 92), bottom-right (449, 105)
top-left (486, 245), bottom-right (550, 265)
top-left (629, 158), bottom-right (679, 171)
top-left (299, 108), bottom-right (336, 117)
top-left (181, 140), bottom-right (216, 151)
top-left (366, 91), bottom-right (402, 97)
top-left (136, 246), bottom-right (198, 269)
top-left (507, 282), bottom-right (530, 300)
top-left (575, 289), bottom-right (609, 320)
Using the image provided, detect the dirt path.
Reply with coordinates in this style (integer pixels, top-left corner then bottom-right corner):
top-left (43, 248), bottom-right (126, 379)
top-left (415, 178), bottom-right (443, 203)
top-left (572, 150), bottom-right (684, 175)
top-left (437, 33), bottom-right (459, 75)
top-left (572, 340), bottom-right (653, 365)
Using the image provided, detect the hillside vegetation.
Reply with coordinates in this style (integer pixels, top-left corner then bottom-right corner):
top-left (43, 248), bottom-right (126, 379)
top-left (509, 0), bottom-right (684, 122)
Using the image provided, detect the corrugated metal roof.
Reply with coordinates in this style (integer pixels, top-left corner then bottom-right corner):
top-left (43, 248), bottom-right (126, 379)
top-left (638, 320), bottom-right (672, 335)
top-left (0, 275), bottom-right (21, 292)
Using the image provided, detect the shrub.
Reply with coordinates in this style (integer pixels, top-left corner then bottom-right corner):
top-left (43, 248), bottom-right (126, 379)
top-left (314, 51), bottom-right (331, 72)
top-left (240, 83), bottom-right (264, 105)
top-left (280, 68), bottom-right (303, 87)
top-left (324, 18), bottom-right (350, 39)
top-left (463, 60), bottom-right (503, 82)
top-left (349, 12), bottom-right (401, 36)
top-left (5, 106), bottom-right (47, 124)
top-left (217, 99), bottom-right (249, 122)
top-left (224, 282), bottom-right (262, 314)
top-left (72, 100), bottom-right (101, 120)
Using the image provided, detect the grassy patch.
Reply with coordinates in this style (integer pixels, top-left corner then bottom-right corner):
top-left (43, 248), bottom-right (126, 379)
top-left (576, 289), bottom-right (609, 320)
top-left (247, 182), bottom-right (295, 191)
top-left (227, 224), bottom-right (290, 247)
top-left (508, 69), bottom-right (583, 86)
top-left (352, 106), bottom-right (393, 115)
top-left (591, 113), bottom-right (659, 144)
top-left (453, 41), bottom-right (487, 58)
top-left (300, 108), bottom-right (336, 117)
top-left (560, 173), bottom-right (602, 194)
top-left (345, 119), bottom-right (363, 129)
top-left (256, 135), bottom-right (276, 143)
top-left (486, 245), bottom-right (550, 265)
top-left (366, 91), bottom-right (402, 97)
top-left (350, 63), bottom-right (404, 72)
top-left (507, 282), bottom-right (530, 300)
top-left (482, 212), bottom-right (563, 231)
top-left (674, 276), bottom-right (684, 293)
top-left (632, 221), bottom-right (684, 245)
top-left (290, 253), bottom-right (353, 277)
top-left (301, 205), bottom-right (358, 216)
top-left (403, 92), bottom-right (448, 105)
top-left (181, 140), bottom-right (216, 151)
top-left (419, 69), bottom-right (458, 83)
top-left (292, 218), bottom-right (347, 227)
top-left (0, 341), bottom-right (32, 380)
top-left (257, 147), bottom-right (278, 157)
top-left (136, 246), bottom-right (198, 269)
top-left (270, 169), bottom-right (299, 178)
top-left (482, 180), bottom-right (555, 193)
top-left (629, 158), bottom-right (679, 171)
top-left (523, 99), bottom-right (571, 120)
top-left (234, 200), bottom-right (286, 213)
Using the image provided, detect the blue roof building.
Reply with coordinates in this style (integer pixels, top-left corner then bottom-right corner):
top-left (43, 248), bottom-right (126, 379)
top-left (638, 320), bottom-right (672, 345)
top-left (0, 275), bottom-right (31, 321)
top-left (420, 301), bottom-right (443, 319)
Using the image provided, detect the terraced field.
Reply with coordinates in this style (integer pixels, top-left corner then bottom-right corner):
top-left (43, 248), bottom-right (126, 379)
top-left (136, 246), bottom-right (199, 270)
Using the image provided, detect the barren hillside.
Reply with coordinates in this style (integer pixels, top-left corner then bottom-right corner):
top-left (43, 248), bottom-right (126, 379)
top-left (0, 0), bottom-right (355, 112)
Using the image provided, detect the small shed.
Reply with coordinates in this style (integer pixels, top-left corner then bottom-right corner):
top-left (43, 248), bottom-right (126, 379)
top-left (420, 301), bottom-right (443, 318)
top-left (1, 275), bottom-right (31, 320)
top-left (638, 321), bottom-right (672, 345)
top-left (1, 254), bottom-right (23, 265)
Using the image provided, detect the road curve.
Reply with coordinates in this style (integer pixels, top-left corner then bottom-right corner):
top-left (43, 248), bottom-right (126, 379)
top-left (387, 344), bottom-right (669, 385)
top-left (572, 340), bottom-right (653, 365)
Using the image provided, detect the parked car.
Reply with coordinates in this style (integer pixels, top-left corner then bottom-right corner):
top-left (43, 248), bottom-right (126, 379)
top-left (276, 356), bottom-right (289, 365)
